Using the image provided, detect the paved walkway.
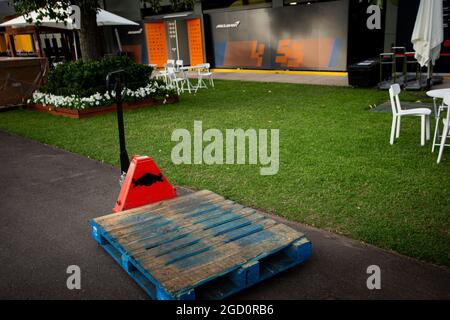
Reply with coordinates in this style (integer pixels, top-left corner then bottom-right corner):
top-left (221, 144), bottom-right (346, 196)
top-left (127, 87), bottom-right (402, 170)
top-left (198, 69), bottom-right (450, 88)
top-left (0, 131), bottom-right (449, 299)
top-left (210, 69), bottom-right (349, 86)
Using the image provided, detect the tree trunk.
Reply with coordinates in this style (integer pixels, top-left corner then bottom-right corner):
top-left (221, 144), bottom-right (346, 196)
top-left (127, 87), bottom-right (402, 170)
top-left (79, 8), bottom-right (102, 61)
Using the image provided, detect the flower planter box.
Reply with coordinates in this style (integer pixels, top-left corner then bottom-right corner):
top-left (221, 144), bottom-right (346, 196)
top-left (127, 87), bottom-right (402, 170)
top-left (27, 96), bottom-right (179, 119)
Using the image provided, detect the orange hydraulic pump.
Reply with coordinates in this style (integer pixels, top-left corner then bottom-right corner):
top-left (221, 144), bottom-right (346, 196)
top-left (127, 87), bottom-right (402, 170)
top-left (112, 155), bottom-right (177, 213)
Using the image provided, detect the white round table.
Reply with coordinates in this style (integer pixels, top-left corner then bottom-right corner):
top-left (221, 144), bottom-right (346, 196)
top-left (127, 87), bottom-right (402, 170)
top-left (426, 88), bottom-right (450, 99)
top-left (427, 88), bottom-right (450, 118)
top-left (427, 88), bottom-right (450, 152)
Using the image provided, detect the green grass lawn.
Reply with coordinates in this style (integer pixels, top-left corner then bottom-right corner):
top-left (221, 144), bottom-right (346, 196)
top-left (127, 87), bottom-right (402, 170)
top-left (0, 80), bottom-right (449, 265)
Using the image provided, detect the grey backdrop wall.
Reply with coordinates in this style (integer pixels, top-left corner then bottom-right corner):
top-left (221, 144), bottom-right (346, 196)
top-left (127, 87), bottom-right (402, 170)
top-left (205, 0), bottom-right (349, 71)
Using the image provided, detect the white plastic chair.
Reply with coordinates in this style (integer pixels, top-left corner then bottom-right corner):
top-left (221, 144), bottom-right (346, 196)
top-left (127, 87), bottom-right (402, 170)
top-left (148, 63), bottom-right (158, 78)
top-left (437, 95), bottom-right (450, 164)
top-left (389, 84), bottom-right (431, 146)
top-left (175, 60), bottom-right (183, 72)
top-left (156, 62), bottom-right (176, 83)
top-left (194, 63), bottom-right (214, 91)
top-left (167, 67), bottom-right (188, 95)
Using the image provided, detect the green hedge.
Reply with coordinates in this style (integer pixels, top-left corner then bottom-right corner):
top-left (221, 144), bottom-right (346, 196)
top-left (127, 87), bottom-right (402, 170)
top-left (40, 56), bottom-right (153, 97)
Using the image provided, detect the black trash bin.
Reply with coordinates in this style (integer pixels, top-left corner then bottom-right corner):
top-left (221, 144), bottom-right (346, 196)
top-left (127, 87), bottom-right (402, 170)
top-left (348, 59), bottom-right (380, 87)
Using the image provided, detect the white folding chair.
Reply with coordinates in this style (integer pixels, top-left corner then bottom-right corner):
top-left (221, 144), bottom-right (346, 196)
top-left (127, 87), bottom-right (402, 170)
top-left (148, 64), bottom-right (158, 78)
top-left (389, 84), bottom-right (431, 146)
top-left (437, 95), bottom-right (450, 164)
top-left (194, 63), bottom-right (214, 92)
top-left (175, 60), bottom-right (183, 72)
top-left (156, 62), bottom-right (175, 83)
top-left (167, 67), bottom-right (188, 95)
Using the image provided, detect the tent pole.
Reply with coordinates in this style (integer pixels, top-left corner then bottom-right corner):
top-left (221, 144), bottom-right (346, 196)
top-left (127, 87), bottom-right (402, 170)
top-left (8, 34), bottom-right (16, 57)
top-left (114, 28), bottom-right (122, 53)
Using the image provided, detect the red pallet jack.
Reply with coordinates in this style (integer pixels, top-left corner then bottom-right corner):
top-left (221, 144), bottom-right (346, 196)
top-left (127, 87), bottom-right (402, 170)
top-left (106, 70), bottom-right (176, 213)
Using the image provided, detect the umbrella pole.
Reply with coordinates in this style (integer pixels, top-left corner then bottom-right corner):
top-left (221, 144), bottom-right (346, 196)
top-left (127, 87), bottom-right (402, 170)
top-left (427, 61), bottom-right (432, 90)
top-left (114, 28), bottom-right (122, 53)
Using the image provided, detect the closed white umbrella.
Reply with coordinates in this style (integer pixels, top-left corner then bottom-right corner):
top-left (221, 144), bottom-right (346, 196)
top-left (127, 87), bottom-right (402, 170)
top-left (411, 0), bottom-right (444, 84)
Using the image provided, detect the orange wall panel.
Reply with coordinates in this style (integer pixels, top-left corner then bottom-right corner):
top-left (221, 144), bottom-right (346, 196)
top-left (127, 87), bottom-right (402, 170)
top-left (187, 18), bottom-right (204, 66)
top-left (144, 22), bottom-right (167, 67)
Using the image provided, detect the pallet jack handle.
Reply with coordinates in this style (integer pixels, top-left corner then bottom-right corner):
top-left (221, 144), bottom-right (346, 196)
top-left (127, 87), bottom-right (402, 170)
top-left (106, 70), bottom-right (130, 184)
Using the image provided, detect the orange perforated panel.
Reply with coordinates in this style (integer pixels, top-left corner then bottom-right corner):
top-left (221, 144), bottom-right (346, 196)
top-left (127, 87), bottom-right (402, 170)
top-left (144, 22), bottom-right (167, 67)
top-left (187, 18), bottom-right (204, 66)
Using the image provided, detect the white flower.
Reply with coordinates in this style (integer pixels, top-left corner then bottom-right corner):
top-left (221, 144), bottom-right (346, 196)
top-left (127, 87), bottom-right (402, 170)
top-left (29, 81), bottom-right (174, 110)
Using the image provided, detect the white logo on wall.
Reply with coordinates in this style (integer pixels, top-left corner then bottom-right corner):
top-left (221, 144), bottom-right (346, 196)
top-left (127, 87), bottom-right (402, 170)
top-left (216, 21), bottom-right (240, 29)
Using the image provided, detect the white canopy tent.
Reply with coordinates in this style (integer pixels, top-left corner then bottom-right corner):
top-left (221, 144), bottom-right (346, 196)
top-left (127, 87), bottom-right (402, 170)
top-left (0, 8), bottom-right (139, 29)
top-left (0, 7), bottom-right (139, 59)
top-left (411, 0), bottom-right (444, 86)
top-left (0, 8), bottom-right (73, 30)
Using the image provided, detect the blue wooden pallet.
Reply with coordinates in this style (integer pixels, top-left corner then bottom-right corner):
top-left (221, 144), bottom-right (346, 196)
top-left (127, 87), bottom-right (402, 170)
top-left (90, 190), bottom-right (312, 300)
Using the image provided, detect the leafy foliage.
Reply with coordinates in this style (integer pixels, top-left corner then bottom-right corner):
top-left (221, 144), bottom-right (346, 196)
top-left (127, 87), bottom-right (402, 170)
top-left (40, 56), bottom-right (154, 97)
top-left (11, 0), bottom-right (100, 21)
top-left (144, 0), bottom-right (161, 13)
top-left (144, 0), bottom-right (195, 13)
top-left (170, 0), bottom-right (195, 11)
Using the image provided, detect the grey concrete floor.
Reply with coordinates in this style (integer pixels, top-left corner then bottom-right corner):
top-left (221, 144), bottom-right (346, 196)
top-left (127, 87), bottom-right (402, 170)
top-left (0, 131), bottom-right (449, 300)
top-left (210, 71), bottom-right (349, 86)
top-left (186, 70), bottom-right (450, 88)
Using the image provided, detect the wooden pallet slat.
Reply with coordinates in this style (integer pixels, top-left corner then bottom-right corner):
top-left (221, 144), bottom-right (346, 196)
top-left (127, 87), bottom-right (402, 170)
top-left (105, 197), bottom-right (234, 236)
top-left (106, 205), bottom-right (239, 250)
top-left (90, 190), bottom-right (312, 300)
top-left (122, 205), bottom-right (253, 252)
top-left (135, 212), bottom-right (260, 258)
top-left (96, 190), bottom-right (220, 227)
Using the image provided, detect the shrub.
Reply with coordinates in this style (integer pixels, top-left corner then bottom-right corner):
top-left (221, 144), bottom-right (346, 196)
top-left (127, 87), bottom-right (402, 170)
top-left (40, 56), bottom-right (153, 97)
